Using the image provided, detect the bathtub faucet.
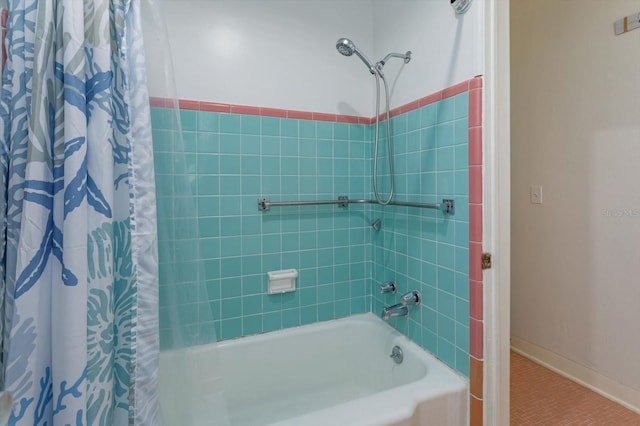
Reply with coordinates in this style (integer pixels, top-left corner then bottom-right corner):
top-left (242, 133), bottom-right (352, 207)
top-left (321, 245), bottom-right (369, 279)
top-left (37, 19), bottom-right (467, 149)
top-left (381, 290), bottom-right (421, 321)
top-left (381, 303), bottom-right (408, 320)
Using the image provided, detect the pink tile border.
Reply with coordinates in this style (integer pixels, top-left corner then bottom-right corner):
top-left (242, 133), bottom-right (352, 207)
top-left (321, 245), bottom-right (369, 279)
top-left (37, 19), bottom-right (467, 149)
top-left (470, 76), bottom-right (483, 90)
top-left (200, 102), bottom-right (231, 113)
top-left (469, 127), bottom-right (482, 166)
top-left (176, 99), bottom-right (199, 110)
top-left (259, 107), bottom-right (287, 118)
top-left (286, 110), bottom-right (314, 120)
top-left (470, 280), bottom-right (483, 320)
top-left (469, 88), bottom-right (483, 128)
top-left (469, 165), bottom-right (483, 204)
top-left (149, 97), bottom-right (174, 108)
top-left (467, 80), bottom-right (484, 400)
top-left (419, 92), bottom-right (444, 108)
top-left (442, 80), bottom-right (471, 99)
top-left (337, 115), bottom-right (367, 124)
top-left (312, 112), bottom-right (338, 122)
top-left (470, 204), bottom-right (483, 243)
top-left (149, 77), bottom-right (481, 124)
top-left (230, 104), bottom-right (259, 115)
top-left (468, 118), bottom-right (484, 422)
top-left (470, 317), bottom-right (484, 359)
top-left (469, 241), bottom-right (483, 282)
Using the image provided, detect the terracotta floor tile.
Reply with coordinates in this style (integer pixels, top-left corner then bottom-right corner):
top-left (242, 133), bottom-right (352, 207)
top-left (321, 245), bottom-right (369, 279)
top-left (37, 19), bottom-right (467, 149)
top-left (510, 351), bottom-right (640, 425)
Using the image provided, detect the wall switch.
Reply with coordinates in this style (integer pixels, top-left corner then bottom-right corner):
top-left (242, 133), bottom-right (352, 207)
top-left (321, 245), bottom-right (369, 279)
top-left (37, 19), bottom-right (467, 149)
top-left (530, 185), bottom-right (543, 204)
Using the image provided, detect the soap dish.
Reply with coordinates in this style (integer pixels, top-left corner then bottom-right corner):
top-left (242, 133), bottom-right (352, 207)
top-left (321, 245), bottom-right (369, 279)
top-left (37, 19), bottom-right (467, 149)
top-left (267, 269), bottom-right (298, 294)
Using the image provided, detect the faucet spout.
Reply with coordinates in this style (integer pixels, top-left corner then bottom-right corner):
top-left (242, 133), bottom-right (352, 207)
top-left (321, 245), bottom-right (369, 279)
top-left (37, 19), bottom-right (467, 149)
top-left (381, 303), bottom-right (408, 321)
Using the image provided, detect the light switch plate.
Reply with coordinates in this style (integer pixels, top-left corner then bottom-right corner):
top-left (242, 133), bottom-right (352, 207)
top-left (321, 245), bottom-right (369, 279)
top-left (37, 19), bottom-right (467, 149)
top-left (530, 185), bottom-right (543, 204)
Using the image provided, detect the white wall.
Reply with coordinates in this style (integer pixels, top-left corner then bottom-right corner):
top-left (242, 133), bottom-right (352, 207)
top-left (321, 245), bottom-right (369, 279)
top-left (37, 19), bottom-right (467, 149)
top-left (148, 0), bottom-right (484, 115)
top-left (372, 0), bottom-right (484, 109)
top-left (511, 0), bottom-right (640, 392)
top-left (150, 0), bottom-right (374, 116)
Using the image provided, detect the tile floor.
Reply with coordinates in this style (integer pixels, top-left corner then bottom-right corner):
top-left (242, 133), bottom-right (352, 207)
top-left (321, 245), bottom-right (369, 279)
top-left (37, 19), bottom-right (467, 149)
top-left (511, 351), bottom-right (640, 425)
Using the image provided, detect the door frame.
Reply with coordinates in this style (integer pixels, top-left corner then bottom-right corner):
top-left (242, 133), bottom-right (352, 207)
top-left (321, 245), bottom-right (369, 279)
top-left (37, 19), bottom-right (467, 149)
top-left (482, 1), bottom-right (511, 424)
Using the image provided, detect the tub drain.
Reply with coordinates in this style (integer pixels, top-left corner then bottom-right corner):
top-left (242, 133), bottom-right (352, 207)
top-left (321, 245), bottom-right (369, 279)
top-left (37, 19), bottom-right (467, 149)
top-left (390, 345), bottom-right (403, 364)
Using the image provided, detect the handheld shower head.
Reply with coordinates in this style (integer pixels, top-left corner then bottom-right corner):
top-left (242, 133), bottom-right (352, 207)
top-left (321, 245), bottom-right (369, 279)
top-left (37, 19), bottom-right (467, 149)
top-left (336, 38), bottom-right (355, 56)
top-left (335, 38), bottom-right (413, 206)
top-left (336, 38), bottom-right (375, 74)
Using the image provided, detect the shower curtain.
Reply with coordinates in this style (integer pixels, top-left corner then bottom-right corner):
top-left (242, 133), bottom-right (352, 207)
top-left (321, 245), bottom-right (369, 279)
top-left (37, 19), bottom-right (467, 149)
top-left (0, 0), bottom-right (158, 424)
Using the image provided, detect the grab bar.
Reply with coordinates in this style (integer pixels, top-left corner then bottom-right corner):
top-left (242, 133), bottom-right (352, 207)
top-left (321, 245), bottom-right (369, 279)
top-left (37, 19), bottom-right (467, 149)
top-left (257, 196), bottom-right (455, 215)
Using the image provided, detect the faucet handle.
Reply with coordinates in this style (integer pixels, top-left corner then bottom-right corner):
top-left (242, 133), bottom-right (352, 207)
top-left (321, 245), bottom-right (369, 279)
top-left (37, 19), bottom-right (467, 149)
top-left (400, 290), bottom-right (421, 306)
top-left (379, 282), bottom-right (397, 294)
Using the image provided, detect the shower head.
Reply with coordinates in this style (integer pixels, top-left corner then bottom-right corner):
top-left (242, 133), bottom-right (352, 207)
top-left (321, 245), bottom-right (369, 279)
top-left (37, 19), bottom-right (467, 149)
top-left (336, 38), bottom-right (375, 74)
top-left (336, 38), bottom-right (355, 56)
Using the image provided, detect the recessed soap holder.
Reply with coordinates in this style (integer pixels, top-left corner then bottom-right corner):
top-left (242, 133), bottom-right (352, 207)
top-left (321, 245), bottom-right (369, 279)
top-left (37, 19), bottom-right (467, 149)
top-left (267, 269), bottom-right (298, 294)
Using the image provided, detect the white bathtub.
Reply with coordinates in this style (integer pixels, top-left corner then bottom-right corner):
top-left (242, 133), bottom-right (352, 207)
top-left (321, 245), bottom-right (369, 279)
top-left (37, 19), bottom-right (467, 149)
top-left (159, 313), bottom-right (468, 426)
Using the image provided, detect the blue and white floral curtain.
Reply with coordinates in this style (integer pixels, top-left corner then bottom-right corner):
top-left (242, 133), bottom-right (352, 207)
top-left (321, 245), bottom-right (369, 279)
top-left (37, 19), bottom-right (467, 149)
top-left (0, 0), bottom-right (159, 425)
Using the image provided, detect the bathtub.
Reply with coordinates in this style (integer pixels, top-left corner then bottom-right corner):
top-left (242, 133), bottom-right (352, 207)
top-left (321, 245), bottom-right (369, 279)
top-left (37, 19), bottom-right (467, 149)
top-left (159, 313), bottom-right (468, 426)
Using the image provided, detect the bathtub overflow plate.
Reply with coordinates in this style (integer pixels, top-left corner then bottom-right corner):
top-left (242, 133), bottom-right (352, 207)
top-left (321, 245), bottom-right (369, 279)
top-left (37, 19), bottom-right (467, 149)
top-left (390, 345), bottom-right (403, 364)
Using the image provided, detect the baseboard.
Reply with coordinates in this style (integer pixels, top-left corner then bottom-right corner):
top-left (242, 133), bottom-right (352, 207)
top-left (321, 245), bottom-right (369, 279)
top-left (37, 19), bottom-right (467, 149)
top-left (511, 337), bottom-right (640, 414)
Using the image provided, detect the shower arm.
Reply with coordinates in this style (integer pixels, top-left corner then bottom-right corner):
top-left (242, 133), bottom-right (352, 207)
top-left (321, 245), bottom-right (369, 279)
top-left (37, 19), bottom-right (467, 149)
top-left (377, 51), bottom-right (412, 69)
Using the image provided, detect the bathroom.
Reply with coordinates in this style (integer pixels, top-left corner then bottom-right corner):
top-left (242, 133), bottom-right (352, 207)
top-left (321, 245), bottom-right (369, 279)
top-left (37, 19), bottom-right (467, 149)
top-left (8, 0), bottom-right (620, 425)
top-left (3, 0), bottom-right (640, 424)
top-left (1, 0), bottom-right (499, 424)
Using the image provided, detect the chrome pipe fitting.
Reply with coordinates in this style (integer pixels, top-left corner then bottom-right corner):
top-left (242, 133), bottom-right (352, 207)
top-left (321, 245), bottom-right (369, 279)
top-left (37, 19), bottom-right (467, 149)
top-left (379, 281), bottom-right (397, 294)
top-left (400, 290), bottom-right (421, 306)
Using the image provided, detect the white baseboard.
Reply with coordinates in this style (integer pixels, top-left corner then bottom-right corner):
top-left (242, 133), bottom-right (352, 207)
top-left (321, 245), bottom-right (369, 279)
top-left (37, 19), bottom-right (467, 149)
top-left (511, 337), bottom-right (640, 415)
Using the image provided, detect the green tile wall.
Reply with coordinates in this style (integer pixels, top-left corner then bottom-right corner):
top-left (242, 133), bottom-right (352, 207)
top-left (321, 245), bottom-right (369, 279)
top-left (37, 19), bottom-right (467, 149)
top-left (152, 92), bottom-right (470, 378)
top-left (370, 92), bottom-right (470, 375)
top-left (152, 109), bottom-right (373, 345)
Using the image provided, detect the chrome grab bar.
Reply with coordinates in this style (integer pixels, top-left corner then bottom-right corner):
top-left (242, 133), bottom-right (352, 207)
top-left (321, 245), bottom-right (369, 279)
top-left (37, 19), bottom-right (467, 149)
top-left (257, 196), bottom-right (455, 214)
